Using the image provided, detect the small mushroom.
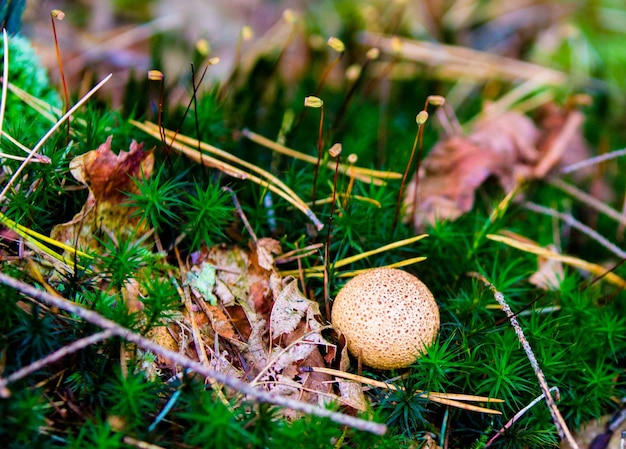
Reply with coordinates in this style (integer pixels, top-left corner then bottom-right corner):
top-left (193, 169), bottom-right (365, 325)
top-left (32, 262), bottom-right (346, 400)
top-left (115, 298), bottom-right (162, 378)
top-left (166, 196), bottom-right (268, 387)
top-left (331, 268), bottom-right (439, 370)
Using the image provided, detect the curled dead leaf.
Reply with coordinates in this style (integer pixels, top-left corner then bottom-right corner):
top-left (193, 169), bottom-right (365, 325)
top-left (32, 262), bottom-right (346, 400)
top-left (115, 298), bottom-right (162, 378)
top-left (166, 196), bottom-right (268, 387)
top-left (403, 105), bottom-right (590, 230)
top-left (51, 136), bottom-right (154, 251)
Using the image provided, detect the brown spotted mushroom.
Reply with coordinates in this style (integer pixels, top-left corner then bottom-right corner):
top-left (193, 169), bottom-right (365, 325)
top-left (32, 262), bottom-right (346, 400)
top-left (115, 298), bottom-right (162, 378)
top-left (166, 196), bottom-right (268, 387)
top-left (331, 268), bottom-right (439, 370)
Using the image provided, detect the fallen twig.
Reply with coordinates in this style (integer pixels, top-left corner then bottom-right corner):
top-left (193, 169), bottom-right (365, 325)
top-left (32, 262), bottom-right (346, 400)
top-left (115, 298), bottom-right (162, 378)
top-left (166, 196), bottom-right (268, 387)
top-left (561, 147), bottom-right (626, 174)
top-left (0, 329), bottom-right (115, 397)
top-left (468, 272), bottom-right (579, 449)
top-left (0, 272), bottom-right (387, 436)
top-left (524, 201), bottom-right (626, 259)
top-left (0, 73), bottom-right (113, 204)
top-left (485, 386), bottom-right (560, 447)
top-left (548, 177), bottom-right (626, 228)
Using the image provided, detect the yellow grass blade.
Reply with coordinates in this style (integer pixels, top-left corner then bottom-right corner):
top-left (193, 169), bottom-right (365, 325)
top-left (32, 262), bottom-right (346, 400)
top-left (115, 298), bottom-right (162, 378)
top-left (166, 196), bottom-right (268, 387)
top-left (304, 366), bottom-right (503, 415)
top-left (130, 120), bottom-right (324, 231)
top-left (279, 235), bottom-right (428, 278)
top-left (242, 128), bottom-right (402, 185)
top-left (487, 233), bottom-right (626, 289)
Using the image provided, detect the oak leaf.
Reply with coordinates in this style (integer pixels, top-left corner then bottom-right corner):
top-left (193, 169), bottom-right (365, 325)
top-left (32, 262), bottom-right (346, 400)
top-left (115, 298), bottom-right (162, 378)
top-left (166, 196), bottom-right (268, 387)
top-left (50, 136), bottom-right (153, 251)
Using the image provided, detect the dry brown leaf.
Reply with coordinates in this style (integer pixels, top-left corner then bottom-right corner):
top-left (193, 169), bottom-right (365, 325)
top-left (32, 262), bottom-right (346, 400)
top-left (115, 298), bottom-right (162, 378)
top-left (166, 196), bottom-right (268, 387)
top-left (147, 325), bottom-right (179, 367)
top-left (535, 103), bottom-right (591, 178)
top-left (122, 278), bottom-right (144, 313)
top-left (270, 278), bottom-right (322, 338)
top-left (263, 320), bottom-right (332, 410)
top-left (267, 278), bottom-right (330, 374)
top-left (204, 303), bottom-right (239, 340)
top-left (185, 243), bottom-right (276, 376)
top-left (404, 105), bottom-right (589, 229)
top-left (337, 343), bottom-right (369, 412)
top-left (186, 244), bottom-right (334, 409)
top-left (254, 237), bottom-right (282, 271)
top-left (209, 350), bottom-right (244, 379)
top-left (51, 136), bottom-right (153, 251)
top-left (294, 348), bottom-right (333, 404)
top-left (560, 413), bottom-right (626, 449)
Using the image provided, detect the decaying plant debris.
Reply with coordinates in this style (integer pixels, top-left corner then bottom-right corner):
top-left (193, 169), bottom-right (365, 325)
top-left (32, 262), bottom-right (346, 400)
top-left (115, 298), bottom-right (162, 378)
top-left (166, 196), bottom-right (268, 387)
top-left (403, 103), bottom-right (590, 230)
top-left (2, 2), bottom-right (626, 448)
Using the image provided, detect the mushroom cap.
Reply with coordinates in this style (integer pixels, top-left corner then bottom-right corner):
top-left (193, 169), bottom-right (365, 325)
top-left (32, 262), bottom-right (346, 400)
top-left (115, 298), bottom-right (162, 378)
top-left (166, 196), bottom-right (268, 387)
top-left (331, 268), bottom-right (439, 370)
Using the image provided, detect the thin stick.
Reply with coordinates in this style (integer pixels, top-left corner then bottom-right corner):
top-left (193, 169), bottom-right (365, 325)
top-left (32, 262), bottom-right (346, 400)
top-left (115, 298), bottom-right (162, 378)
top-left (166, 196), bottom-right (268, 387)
top-left (0, 329), bottom-right (115, 397)
top-left (0, 73), bottom-right (112, 205)
top-left (223, 186), bottom-right (257, 243)
top-left (561, 147), bottom-right (626, 174)
top-left (0, 30), bottom-right (9, 139)
top-left (525, 201), bottom-right (626, 259)
top-left (485, 387), bottom-right (560, 447)
top-left (0, 272), bottom-right (387, 436)
top-left (468, 272), bottom-right (579, 449)
top-left (548, 177), bottom-right (626, 228)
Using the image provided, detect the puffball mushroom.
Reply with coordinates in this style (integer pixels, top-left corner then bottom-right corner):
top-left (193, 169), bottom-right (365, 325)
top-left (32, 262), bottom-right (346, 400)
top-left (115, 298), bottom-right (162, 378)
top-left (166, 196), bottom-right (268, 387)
top-left (331, 268), bottom-right (439, 370)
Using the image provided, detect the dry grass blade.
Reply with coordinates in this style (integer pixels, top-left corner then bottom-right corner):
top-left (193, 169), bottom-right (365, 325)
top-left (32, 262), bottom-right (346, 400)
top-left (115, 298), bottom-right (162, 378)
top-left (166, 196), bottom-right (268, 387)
top-left (361, 32), bottom-right (567, 85)
top-left (306, 193), bottom-right (382, 208)
top-left (332, 234), bottom-right (428, 268)
top-left (279, 235), bottom-right (428, 278)
top-left (336, 257), bottom-right (427, 277)
top-left (130, 120), bottom-right (323, 230)
top-left (0, 211), bottom-right (92, 272)
top-left (300, 366), bottom-right (503, 415)
top-left (241, 128), bottom-right (402, 185)
top-left (487, 233), bottom-right (626, 289)
top-left (0, 272), bottom-right (387, 436)
top-left (0, 130), bottom-right (51, 163)
top-left (5, 81), bottom-right (62, 124)
top-left (0, 73), bottom-right (113, 205)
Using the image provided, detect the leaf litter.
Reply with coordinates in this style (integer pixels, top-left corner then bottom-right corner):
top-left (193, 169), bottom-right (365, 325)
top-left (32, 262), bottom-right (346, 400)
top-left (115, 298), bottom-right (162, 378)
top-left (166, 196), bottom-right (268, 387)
top-left (9, 10), bottom-right (622, 441)
top-left (403, 102), bottom-right (591, 230)
top-left (40, 132), bottom-right (502, 424)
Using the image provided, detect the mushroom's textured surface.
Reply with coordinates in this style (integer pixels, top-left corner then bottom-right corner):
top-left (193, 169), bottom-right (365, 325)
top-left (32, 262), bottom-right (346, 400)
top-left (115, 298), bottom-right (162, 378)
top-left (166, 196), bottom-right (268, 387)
top-left (331, 268), bottom-right (439, 369)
